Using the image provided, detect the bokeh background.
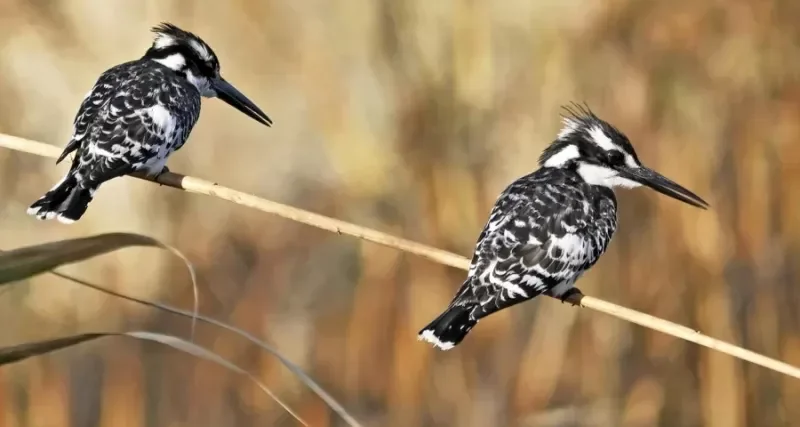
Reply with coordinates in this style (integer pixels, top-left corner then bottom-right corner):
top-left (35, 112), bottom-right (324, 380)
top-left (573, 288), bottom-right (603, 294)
top-left (1, 0), bottom-right (799, 426)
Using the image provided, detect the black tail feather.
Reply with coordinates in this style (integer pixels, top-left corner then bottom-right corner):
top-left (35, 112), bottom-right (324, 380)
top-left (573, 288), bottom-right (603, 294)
top-left (27, 173), bottom-right (95, 224)
top-left (418, 305), bottom-right (478, 350)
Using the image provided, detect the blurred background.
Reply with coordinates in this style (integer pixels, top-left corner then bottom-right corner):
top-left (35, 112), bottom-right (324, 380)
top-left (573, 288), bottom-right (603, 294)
top-left (0, 0), bottom-right (799, 426)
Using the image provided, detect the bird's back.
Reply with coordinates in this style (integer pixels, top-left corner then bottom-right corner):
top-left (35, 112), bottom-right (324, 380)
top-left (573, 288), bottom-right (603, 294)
top-left (464, 167), bottom-right (618, 313)
top-left (60, 59), bottom-right (202, 177)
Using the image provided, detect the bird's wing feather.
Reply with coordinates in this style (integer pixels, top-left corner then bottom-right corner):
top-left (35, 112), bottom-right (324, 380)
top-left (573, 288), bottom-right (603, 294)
top-left (58, 63), bottom-right (134, 165)
top-left (76, 101), bottom-right (166, 185)
top-left (461, 175), bottom-right (614, 320)
top-left (71, 72), bottom-right (191, 184)
top-left (70, 63), bottom-right (198, 186)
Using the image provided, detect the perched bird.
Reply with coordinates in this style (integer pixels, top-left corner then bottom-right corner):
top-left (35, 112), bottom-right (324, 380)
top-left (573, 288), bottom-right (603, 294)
top-left (418, 104), bottom-right (708, 350)
top-left (27, 23), bottom-right (271, 223)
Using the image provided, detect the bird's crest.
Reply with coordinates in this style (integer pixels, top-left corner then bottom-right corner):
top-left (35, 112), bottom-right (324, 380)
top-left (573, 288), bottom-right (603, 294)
top-left (150, 22), bottom-right (216, 64)
top-left (557, 102), bottom-right (601, 140)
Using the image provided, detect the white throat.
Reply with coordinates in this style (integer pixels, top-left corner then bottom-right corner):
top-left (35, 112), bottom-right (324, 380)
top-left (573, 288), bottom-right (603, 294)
top-left (186, 70), bottom-right (215, 97)
top-left (577, 162), bottom-right (641, 189)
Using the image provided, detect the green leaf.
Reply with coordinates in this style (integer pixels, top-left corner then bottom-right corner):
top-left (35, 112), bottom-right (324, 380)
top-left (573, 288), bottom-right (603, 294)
top-left (0, 331), bottom-right (306, 426)
top-left (0, 234), bottom-right (200, 339)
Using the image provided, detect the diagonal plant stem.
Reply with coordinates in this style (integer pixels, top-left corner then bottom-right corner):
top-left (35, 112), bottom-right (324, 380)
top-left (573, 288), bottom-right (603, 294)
top-left (0, 238), bottom-right (362, 427)
top-left (0, 328), bottom-right (307, 426)
top-left (48, 270), bottom-right (364, 427)
top-left (3, 133), bottom-right (800, 380)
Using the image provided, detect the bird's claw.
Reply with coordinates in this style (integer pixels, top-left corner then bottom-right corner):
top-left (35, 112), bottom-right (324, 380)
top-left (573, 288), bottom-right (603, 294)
top-left (559, 288), bottom-right (584, 307)
top-left (155, 166), bottom-right (171, 186)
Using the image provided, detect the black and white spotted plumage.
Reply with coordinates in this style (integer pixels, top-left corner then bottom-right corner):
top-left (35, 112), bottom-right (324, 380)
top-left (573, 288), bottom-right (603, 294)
top-left (419, 104), bottom-right (708, 350)
top-left (28, 23), bottom-right (271, 223)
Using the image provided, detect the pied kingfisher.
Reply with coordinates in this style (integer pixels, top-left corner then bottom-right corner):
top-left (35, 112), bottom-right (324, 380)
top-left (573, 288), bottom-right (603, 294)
top-left (27, 23), bottom-right (271, 223)
top-left (418, 104), bottom-right (709, 350)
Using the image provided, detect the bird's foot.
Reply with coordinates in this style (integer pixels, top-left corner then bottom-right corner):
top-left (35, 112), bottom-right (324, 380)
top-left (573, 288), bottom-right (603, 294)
top-left (559, 288), bottom-right (584, 307)
top-left (156, 166), bottom-right (170, 186)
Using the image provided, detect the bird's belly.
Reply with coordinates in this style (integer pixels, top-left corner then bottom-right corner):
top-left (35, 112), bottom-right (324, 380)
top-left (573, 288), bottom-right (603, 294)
top-left (549, 278), bottom-right (578, 298)
top-left (544, 228), bottom-right (613, 295)
top-left (141, 144), bottom-right (173, 176)
top-left (547, 233), bottom-right (599, 271)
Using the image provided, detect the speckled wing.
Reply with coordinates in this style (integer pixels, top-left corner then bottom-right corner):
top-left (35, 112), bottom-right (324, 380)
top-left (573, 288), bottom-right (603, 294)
top-left (69, 63), bottom-right (201, 186)
top-left (57, 62), bottom-right (134, 165)
top-left (461, 172), bottom-right (617, 320)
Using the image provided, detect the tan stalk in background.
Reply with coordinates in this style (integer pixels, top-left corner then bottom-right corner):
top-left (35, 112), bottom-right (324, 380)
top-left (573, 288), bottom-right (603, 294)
top-left (2, 132), bottom-right (798, 381)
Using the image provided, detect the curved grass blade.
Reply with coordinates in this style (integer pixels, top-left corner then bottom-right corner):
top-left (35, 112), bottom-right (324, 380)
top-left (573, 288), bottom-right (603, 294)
top-left (54, 271), bottom-right (363, 427)
top-left (124, 331), bottom-right (306, 425)
top-left (0, 333), bottom-right (105, 365)
top-left (0, 234), bottom-right (200, 340)
top-left (0, 331), bottom-right (306, 426)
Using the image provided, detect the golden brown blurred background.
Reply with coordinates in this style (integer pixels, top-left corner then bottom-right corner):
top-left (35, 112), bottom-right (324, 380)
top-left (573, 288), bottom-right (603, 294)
top-left (1, 0), bottom-right (799, 426)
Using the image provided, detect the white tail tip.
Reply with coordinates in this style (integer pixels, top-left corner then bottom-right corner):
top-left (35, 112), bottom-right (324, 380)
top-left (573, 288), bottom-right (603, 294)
top-left (56, 214), bottom-right (75, 224)
top-left (418, 330), bottom-right (455, 351)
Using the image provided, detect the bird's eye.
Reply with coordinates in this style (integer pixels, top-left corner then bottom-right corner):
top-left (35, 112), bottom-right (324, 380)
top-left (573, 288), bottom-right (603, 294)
top-left (607, 150), bottom-right (625, 166)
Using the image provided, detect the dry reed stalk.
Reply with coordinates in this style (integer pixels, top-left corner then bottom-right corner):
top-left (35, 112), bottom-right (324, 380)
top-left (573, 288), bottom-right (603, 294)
top-left (2, 132), bottom-right (799, 380)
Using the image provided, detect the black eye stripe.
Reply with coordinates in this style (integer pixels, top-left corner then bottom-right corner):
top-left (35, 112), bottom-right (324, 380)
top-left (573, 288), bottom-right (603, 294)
top-left (146, 44), bottom-right (216, 75)
top-left (607, 150), bottom-right (625, 165)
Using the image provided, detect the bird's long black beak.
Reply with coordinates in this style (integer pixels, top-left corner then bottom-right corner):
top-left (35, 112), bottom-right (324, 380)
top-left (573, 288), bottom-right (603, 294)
top-left (212, 77), bottom-right (272, 127)
top-left (618, 167), bottom-right (709, 209)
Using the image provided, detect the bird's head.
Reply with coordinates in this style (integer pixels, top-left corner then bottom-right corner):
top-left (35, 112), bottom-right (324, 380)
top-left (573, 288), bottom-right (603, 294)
top-left (539, 104), bottom-right (708, 209)
top-left (144, 23), bottom-right (271, 126)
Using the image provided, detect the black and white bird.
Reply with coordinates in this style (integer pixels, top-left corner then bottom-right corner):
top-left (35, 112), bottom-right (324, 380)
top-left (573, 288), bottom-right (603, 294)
top-left (27, 23), bottom-right (271, 223)
top-left (418, 104), bottom-right (708, 350)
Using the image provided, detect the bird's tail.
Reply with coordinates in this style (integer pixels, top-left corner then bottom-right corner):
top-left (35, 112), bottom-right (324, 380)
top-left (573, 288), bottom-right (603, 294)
top-left (417, 304), bottom-right (478, 350)
top-left (27, 173), bottom-right (96, 224)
